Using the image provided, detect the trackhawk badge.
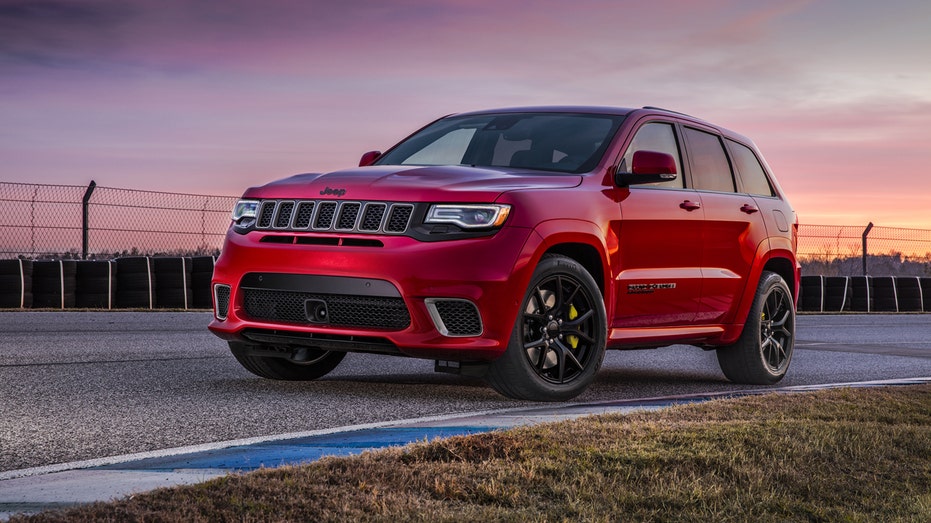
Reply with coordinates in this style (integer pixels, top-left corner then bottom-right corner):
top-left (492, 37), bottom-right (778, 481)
top-left (320, 187), bottom-right (347, 197)
top-left (628, 283), bottom-right (676, 295)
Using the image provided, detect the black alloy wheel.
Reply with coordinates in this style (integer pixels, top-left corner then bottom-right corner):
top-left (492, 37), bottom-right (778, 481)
top-left (488, 255), bottom-right (607, 401)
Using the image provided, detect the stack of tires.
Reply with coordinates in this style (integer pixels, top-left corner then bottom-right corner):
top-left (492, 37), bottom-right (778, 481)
top-left (153, 257), bottom-right (192, 309)
top-left (191, 256), bottom-right (216, 309)
top-left (895, 277), bottom-right (923, 312)
top-left (0, 259), bottom-right (33, 308)
top-left (116, 257), bottom-right (156, 309)
top-left (872, 276), bottom-right (898, 312)
top-left (849, 276), bottom-right (873, 312)
top-left (32, 260), bottom-right (77, 309)
top-left (799, 275), bottom-right (824, 312)
top-left (823, 276), bottom-right (850, 312)
top-left (76, 260), bottom-right (117, 309)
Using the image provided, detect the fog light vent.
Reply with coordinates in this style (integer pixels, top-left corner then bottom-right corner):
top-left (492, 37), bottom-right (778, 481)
top-left (214, 284), bottom-right (231, 320)
top-left (425, 298), bottom-right (482, 337)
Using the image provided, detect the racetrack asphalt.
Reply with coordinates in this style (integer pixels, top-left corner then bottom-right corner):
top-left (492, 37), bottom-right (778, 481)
top-left (1, 312), bottom-right (930, 518)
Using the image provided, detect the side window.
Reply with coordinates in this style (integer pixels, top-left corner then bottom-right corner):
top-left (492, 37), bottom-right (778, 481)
top-left (683, 127), bottom-right (735, 193)
top-left (619, 122), bottom-right (683, 189)
top-left (726, 139), bottom-right (774, 196)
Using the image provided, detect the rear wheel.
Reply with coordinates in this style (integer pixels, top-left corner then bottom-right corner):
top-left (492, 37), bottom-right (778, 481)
top-left (487, 255), bottom-right (606, 401)
top-left (717, 271), bottom-right (795, 384)
top-left (229, 342), bottom-right (346, 381)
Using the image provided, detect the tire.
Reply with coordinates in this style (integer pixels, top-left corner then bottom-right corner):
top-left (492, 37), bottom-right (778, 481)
top-left (487, 254), bottom-right (607, 401)
top-left (717, 271), bottom-right (795, 385)
top-left (229, 342), bottom-right (346, 381)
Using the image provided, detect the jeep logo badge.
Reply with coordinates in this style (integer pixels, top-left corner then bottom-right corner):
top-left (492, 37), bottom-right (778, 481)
top-left (320, 186), bottom-right (347, 197)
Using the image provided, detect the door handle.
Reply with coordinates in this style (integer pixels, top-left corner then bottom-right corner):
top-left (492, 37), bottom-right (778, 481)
top-left (740, 204), bottom-right (759, 214)
top-left (679, 200), bottom-right (701, 211)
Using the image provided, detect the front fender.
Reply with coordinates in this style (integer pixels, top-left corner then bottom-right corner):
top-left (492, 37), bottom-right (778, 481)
top-left (528, 218), bottom-right (615, 316)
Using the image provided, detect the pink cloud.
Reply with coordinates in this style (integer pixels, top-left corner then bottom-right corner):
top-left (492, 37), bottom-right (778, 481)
top-left (2, 0), bottom-right (931, 229)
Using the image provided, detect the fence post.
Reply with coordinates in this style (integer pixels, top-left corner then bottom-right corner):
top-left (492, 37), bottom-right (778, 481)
top-left (861, 222), bottom-right (873, 276)
top-left (82, 180), bottom-right (97, 260)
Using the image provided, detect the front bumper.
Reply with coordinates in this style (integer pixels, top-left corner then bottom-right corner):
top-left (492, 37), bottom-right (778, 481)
top-left (208, 226), bottom-right (540, 361)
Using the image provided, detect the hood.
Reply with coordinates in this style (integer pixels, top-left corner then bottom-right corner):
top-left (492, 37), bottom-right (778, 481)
top-left (242, 165), bottom-right (582, 202)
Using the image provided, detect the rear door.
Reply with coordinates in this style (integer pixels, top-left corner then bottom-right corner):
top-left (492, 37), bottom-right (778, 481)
top-left (613, 120), bottom-right (704, 327)
top-left (681, 125), bottom-right (769, 325)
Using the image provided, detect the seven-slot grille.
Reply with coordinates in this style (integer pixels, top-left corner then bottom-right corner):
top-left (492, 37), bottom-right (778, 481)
top-left (257, 200), bottom-right (414, 234)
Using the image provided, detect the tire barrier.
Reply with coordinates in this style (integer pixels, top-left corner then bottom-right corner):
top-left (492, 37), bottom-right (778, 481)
top-left (153, 257), bottom-right (192, 309)
top-left (872, 276), bottom-right (898, 312)
top-left (76, 260), bottom-right (117, 309)
top-left (823, 276), bottom-right (850, 312)
top-left (895, 277), bottom-right (923, 312)
top-left (6, 261), bottom-right (931, 313)
top-left (191, 256), bottom-right (215, 309)
top-left (849, 276), bottom-right (873, 312)
top-left (115, 257), bottom-right (156, 309)
top-left (799, 275), bottom-right (824, 312)
top-left (0, 259), bottom-right (33, 308)
top-left (32, 260), bottom-right (77, 309)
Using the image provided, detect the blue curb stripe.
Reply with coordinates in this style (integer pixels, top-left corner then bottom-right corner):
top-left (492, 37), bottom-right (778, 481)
top-left (94, 427), bottom-right (496, 472)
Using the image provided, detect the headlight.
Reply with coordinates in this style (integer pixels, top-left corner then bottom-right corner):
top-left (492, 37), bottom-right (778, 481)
top-left (232, 200), bottom-right (260, 221)
top-left (425, 204), bottom-right (511, 229)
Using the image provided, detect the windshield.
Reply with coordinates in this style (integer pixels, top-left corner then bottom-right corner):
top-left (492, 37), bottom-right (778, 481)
top-left (375, 112), bottom-right (625, 174)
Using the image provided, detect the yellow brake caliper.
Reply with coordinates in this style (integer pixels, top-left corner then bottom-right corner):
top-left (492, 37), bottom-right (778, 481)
top-left (567, 304), bottom-right (579, 349)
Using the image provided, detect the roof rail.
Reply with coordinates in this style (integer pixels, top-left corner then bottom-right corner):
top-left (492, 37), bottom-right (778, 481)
top-left (641, 106), bottom-right (698, 118)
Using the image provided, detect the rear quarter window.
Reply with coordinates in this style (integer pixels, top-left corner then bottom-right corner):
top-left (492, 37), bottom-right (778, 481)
top-left (726, 139), bottom-right (775, 197)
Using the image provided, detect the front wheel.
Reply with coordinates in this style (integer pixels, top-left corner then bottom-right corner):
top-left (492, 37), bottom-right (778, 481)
top-left (487, 255), bottom-right (607, 401)
top-left (716, 271), bottom-right (795, 384)
top-left (229, 342), bottom-right (346, 381)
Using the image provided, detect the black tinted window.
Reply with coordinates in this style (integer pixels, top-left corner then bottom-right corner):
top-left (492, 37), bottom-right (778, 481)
top-left (684, 127), bottom-right (735, 193)
top-left (620, 122), bottom-right (683, 189)
top-left (727, 139), bottom-right (774, 196)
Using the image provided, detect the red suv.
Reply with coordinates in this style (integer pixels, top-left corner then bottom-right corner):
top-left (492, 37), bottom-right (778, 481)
top-left (209, 106), bottom-right (799, 401)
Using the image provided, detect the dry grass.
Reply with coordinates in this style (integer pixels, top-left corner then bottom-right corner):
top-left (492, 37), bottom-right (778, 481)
top-left (14, 385), bottom-right (931, 522)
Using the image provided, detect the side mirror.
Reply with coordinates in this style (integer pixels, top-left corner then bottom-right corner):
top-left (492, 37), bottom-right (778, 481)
top-left (615, 150), bottom-right (678, 186)
top-left (359, 150), bottom-right (382, 167)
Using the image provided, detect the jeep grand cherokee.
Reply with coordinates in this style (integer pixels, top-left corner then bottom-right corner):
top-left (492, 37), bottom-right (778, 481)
top-left (209, 106), bottom-right (799, 401)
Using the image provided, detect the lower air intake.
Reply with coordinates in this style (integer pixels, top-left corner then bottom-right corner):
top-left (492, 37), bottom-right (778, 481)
top-left (426, 298), bottom-right (483, 337)
top-left (242, 289), bottom-right (411, 330)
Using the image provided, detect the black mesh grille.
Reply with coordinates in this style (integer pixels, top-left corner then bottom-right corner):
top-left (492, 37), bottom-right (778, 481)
top-left (242, 289), bottom-right (411, 330)
top-left (258, 202), bottom-right (275, 228)
top-left (360, 203), bottom-right (386, 231)
top-left (215, 285), bottom-right (231, 320)
top-left (386, 205), bottom-right (413, 233)
top-left (433, 300), bottom-right (482, 336)
top-left (314, 202), bottom-right (338, 229)
top-left (294, 202), bottom-right (315, 229)
top-left (336, 202), bottom-right (361, 230)
top-left (275, 202), bottom-right (295, 228)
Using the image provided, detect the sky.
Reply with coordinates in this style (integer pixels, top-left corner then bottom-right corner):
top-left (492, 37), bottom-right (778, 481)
top-left (2, 0), bottom-right (930, 229)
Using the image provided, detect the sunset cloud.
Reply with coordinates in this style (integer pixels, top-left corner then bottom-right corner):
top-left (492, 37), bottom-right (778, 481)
top-left (2, 0), bottom-right (930, 227)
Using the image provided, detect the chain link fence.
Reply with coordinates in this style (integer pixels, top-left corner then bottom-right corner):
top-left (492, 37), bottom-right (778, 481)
top-left (2, 181), bottom-right (930, 276)
top-left (799, 223), bottom-right (931, 276)
top-left (0, 181), bottom-right (236, 259)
